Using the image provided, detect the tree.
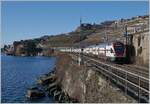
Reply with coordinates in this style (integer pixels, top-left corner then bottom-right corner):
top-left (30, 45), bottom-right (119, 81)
top-left (25, 41), bottom-right (37, 56)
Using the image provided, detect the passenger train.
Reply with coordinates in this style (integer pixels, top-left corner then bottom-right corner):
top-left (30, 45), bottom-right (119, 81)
top-left (59, 41), bottom-right (126, 62)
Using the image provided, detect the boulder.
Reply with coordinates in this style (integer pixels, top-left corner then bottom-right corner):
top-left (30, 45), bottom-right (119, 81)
top-left (26, 88), bottom-right (45, 99)
top-left (30, 86), bottom-right (38, 90)
top-left (58, 92), bottom-right (63, 101)
top-left (47, 82), bottom-right (57, 90)
top-left (54, 90), bottom-right (61, 100)
top-left (37, 74), bottom-right (56, 85)
top-left (49, 86), bottom-right (57, 95)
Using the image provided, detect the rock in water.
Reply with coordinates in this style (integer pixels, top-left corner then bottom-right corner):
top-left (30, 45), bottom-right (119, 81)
top-left (37, 74), bottom-right (56, 85)
top-left (26, 87), bottom-right (45, 99)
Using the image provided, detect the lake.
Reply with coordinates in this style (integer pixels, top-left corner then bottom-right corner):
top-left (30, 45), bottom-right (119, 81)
top-left (1, 55), bottom-right (56, 103)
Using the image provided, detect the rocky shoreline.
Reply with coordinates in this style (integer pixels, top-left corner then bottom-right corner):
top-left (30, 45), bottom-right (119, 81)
top-left (27, 68), bottom-right (78, 103)
top-left (27, 53), bottom-right (136, 103)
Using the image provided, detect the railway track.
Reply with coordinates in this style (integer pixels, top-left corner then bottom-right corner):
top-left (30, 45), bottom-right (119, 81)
top-left (124, 64), bottom-right (149, 75)
top-left (70, 53), bottom-right (149, 103)
top-left (83, 54), bottom-right (149, 78)
top-left (117, 64), bottom-right (149, 78)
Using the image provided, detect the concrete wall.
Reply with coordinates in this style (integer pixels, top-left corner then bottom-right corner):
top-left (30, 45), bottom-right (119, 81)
top-left (132, 31), bottom-right (149, 67)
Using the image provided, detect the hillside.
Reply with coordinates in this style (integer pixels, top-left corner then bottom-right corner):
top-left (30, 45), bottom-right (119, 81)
top-left (40, 15), bottom-right (149, 48)
top-left (2, 14), bottom-right (149, 57)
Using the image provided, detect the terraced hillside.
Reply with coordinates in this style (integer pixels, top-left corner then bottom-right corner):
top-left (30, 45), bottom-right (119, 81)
top-left (2, 15), bottom-right (149, 66)
top-left (38, 15), bottom-right (148, 48)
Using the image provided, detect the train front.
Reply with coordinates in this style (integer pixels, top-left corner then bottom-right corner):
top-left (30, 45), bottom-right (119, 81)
top-left (113, 41), bottom-right (126, 62)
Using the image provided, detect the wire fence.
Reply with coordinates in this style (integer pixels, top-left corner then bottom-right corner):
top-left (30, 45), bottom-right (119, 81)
top-left (82, 55), bottom-right (149, 103)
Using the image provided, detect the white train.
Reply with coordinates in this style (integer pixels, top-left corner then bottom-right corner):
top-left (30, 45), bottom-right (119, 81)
top-left (59, 41), bottom-right (126, 62)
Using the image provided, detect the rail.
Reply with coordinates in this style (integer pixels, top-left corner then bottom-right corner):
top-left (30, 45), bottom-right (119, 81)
top-left (83, 55), bottom-right (149, 81)
top-left (75, 54), bottom-right (149, 103)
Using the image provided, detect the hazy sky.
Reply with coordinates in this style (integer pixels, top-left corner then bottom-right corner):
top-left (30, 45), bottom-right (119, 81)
top-left (2, 1), bottom-right (149, 45)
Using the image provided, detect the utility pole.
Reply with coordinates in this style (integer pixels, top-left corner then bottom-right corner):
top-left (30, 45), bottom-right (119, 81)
top-left (78, 17), bottom-right (82, 66)
top-left (104, 26), bottom-right (108, 42)
top-left (124, 25), bottom-right (128, 45)
top-left (80, 17), bottom-right (86, 102)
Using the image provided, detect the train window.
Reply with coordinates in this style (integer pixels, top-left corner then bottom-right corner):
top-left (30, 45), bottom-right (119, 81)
top-left (113, 42), bottom-right (125, 54)
top-left (114, 46), bottom-right (124, 53)
top-left (110, 48), bottom-right (113, 53)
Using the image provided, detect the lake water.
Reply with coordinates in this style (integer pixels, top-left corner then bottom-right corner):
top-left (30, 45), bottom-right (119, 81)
top-left (1, 55), bottom-right (56, 103)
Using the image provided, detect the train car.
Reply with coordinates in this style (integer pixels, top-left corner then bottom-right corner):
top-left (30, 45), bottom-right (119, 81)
top-left (58, 41), bottom-right (126, 62)
top-left (83, 45), bottom-right (95, 55)
top-left (96, 41), bottom-right (126, 62)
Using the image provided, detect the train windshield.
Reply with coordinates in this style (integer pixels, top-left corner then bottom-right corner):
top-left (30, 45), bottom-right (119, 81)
top-left (114, 42), bottom-right (125, 53)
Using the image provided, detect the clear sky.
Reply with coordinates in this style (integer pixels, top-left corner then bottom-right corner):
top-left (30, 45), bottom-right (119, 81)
top-left (2, 1), bottom-right (149, 45)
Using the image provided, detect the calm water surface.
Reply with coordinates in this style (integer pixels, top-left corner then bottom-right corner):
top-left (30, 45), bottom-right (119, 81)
top-left (1, 55), bottom-right (56, 103)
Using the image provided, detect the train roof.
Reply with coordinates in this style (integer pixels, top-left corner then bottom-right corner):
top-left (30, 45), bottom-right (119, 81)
top-left (86, 41), bottom-right (124, 48)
